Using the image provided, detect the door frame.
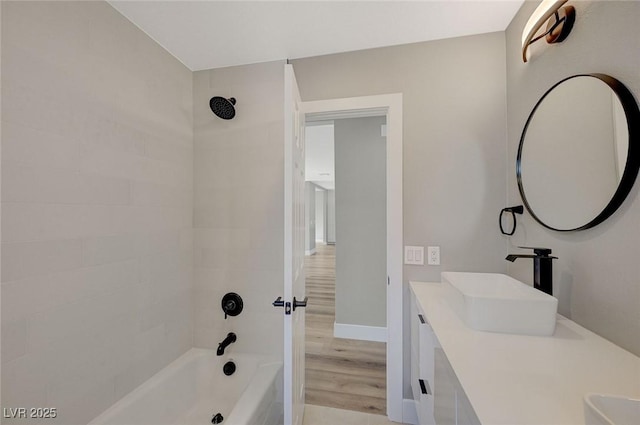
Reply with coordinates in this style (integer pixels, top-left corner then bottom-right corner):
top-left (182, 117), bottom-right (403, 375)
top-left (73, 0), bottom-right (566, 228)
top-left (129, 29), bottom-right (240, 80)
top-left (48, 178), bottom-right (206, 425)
top-left (302, 94), bottom-right (403, 423)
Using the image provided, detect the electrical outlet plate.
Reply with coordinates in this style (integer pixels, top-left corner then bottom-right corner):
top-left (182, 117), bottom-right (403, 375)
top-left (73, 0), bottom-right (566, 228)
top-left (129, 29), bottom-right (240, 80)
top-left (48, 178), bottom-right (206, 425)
top-left (427, 246), bottom-right (440, 265)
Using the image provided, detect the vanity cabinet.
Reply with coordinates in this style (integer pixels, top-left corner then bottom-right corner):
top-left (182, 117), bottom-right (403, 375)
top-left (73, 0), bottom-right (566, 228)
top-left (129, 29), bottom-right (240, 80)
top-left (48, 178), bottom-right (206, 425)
top-left (434, 347), bottom-right (480, 425)
top-left (411, 290), bottom-right (480, 425)
top-left (410, 281), bottom-right (640, 425)
top-left (410, 294), bottom-right (436, 425)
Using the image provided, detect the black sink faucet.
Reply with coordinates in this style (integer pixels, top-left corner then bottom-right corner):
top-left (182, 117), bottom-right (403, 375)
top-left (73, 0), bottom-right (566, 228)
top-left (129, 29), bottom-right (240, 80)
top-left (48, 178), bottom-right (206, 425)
top-left (506, 247), bottom-right (557, 296)
top-left (217, 332), bottom-right (236, 356)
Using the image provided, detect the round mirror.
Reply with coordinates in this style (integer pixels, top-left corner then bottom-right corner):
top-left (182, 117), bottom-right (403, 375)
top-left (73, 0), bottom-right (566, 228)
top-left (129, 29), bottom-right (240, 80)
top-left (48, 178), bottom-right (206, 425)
top-left (517, 74), bottom-right (640, 231)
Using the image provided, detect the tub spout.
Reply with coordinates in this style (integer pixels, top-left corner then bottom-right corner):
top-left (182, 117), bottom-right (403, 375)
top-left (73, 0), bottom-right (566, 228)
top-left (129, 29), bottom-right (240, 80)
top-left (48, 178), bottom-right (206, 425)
top-left (217, 332), bottom-right (236, 356)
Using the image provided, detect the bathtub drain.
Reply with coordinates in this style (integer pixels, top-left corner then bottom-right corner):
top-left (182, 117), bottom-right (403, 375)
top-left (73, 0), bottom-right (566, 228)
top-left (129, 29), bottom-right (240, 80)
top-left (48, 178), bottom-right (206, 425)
top-left (211, 412), bottom-right (224, 424)
top-left (223, 360), bottom-right (236, 376)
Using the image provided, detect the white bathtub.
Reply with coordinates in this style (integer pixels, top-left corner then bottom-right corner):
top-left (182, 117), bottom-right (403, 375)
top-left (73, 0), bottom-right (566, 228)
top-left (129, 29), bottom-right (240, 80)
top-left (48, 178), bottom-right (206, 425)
top-left (88, 349), bottom-right (283, 425)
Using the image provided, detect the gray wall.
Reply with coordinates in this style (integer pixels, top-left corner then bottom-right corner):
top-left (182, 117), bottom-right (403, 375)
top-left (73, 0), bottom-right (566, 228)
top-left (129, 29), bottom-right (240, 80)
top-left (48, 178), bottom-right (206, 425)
top-left (334, 116), bottom-right (387, 328)
top-left (0, 0), bottom-right (3, 383)
top-left (506, 0), bottom-right (640, 356)
top-left (192, 60), bottom-right (284, 359)
top-left (293, 32), bottom-right (508, 398)
top-left (315, 189), bottom-right (326, 243)
top-left (327, 190), bottom-right (336, 243)
top-left (305, 182), bottom-right (316, 254)
top-left (1, 2), bottom-right (194, 423)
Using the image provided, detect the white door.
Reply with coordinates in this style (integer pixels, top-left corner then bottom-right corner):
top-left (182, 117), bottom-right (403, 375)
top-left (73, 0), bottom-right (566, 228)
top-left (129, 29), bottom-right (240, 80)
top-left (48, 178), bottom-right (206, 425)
top-left (283, 63), bottom-right (306, 425)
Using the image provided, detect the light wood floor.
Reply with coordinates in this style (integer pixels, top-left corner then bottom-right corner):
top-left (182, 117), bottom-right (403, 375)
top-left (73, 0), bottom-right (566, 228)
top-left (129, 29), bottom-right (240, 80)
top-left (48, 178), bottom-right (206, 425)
top-left (305, 244), bottom-right (387, 415)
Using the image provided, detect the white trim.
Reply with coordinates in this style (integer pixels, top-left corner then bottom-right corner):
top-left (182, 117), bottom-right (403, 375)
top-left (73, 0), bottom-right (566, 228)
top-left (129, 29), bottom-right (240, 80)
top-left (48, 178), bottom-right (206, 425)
top-left (305, 248), bottom-right (316, 256)
top-left (283, 63), bottom-right (295, 425)
top-left (402, 399), bottom-right (419, 425)
top-left (302, 93), bottom-right (403, 424)
top-left (333, 323), bottom-right (387, 342)
top-left (306, 107), bottom-right (387, 122)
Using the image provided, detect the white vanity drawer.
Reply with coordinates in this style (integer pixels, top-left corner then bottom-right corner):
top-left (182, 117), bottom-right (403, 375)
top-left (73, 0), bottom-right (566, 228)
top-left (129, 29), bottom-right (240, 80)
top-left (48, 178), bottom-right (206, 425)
top-left (434, 346), bottom-right (480, 425)
top-left (411, 296), bottom-right (420, 355)
top-left (411, 345), bottom-right (420, 400)
top-left (414, 377), bottom-right (434, 425)
top-left (418, 318), bottom-right (434, 379)
top-left (411, 291), bottom-right (436, 424)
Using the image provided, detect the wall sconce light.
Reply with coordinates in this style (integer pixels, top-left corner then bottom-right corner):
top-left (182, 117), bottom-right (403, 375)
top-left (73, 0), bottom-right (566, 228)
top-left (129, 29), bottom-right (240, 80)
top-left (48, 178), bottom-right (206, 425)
top-left (521, 0), bottom-right (575, 62)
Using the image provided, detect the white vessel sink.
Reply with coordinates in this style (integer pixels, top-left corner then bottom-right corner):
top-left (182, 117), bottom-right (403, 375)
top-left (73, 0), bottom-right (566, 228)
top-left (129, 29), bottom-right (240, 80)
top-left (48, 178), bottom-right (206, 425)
top-left (441, 272), bottom-right (558, 336)
top-left (584, 394), bottom-right (640, 425)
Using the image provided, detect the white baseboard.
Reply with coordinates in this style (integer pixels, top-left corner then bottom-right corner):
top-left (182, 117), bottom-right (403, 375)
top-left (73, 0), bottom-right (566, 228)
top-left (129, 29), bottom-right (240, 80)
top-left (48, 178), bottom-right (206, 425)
top-left (305, 248), bottom-right (316, 256)
top-left (402, 399), bottom-right (418, 425)
top-left (333, 322), bottom-right (387, 342)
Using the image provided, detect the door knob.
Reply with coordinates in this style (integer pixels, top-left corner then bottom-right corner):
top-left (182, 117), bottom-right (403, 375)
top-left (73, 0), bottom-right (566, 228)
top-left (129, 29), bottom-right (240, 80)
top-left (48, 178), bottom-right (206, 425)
top-left (293, 296), bottom-right (308, 311)
top-left (272, 297), bottom-right (291, 315)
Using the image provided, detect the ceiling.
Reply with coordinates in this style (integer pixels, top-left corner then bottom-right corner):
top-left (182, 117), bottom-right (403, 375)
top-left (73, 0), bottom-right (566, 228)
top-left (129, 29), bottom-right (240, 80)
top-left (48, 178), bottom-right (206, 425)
top-left (108, 0), bottom-right (524, 71)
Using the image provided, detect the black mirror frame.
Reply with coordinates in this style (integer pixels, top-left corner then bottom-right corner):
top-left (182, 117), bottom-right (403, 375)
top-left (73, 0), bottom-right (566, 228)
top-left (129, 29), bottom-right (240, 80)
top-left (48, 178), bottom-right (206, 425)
top-left (517, 73), bottom-right (640, 232)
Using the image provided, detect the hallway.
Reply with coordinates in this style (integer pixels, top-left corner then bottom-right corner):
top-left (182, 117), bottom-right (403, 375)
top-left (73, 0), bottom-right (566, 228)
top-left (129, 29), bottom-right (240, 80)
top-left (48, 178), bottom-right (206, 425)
top-left (304, 244), bottom-right (387, 415)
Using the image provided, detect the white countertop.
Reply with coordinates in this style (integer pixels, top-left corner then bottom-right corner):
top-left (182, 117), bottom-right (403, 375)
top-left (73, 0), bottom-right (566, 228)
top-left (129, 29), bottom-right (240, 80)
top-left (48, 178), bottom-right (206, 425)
top-left (410, 281), bottom-right (640, 425)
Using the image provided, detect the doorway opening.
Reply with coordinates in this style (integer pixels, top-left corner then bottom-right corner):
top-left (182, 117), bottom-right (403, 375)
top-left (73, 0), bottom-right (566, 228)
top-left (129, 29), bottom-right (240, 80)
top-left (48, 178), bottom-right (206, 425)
top-left (301, 93), bottom-right (403, 423)
top-left (304, 116), bottom-right (387, 414)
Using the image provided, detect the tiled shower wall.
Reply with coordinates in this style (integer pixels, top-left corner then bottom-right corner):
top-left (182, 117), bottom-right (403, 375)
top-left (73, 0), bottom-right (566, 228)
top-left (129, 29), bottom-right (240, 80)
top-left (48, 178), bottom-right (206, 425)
top-left (1, 2), bottom-right (193, 424)
top-left (193, 62), bottom-right (284, 359)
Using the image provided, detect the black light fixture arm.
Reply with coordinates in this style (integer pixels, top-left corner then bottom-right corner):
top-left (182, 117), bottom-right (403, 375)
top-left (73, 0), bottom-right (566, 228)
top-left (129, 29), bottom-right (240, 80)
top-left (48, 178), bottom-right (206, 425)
top-left (528, 11), bottom-right (565, 45)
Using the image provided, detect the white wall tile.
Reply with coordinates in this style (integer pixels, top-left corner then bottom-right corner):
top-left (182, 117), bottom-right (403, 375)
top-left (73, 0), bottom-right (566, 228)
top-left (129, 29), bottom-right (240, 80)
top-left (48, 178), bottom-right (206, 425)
top-left (132, 180), bottom-right (189, 207)
top-left (79, 145), bottom-right (186, 186)
top-left (1, 260), bottom-right (139, 323)
top-left (47, 376), bottom-right (117, 425)
top-left (193, 63), bottom-right (284, 357)
top-left (82, 234), bottom-right (137, 266)
top-left (82, 114), bottom-right (146, 157)
top-left (1, 120), bottom-right (81, 170)
top-left (135, 231), bottom-right (182, 257)
top-left (2, 356), bottom-right (50, 414)
top-left (1, 239), bottom-right (83, 281)
top-left (27, 285), bottom-right (139, 351)
top-left (1, 319), bottom-right (27, 364)
top-left (1, 204), bottom-right (139, 243)
top-left (144, 136), bottom-right (193, 164)
top-left (1, 2), bottom-right (193, 423)
top-left (2, 163), bottom-right (131, 205)
top-left (1, 85), bottom-right (87, 141)
top-left (113, 357), bottom-right (161, 402)
top-left (1, 202), bottom-right (47, 243)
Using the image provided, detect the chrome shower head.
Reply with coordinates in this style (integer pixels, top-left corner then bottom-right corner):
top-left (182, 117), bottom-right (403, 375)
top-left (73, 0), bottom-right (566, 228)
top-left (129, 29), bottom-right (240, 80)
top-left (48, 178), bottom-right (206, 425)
top-left (209, 96), bottom-right (236, 120)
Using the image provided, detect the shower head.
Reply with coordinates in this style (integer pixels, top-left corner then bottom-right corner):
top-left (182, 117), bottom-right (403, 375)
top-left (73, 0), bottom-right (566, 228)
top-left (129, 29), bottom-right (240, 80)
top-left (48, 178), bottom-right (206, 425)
top-left (209, 96), bottom-right (236, 120)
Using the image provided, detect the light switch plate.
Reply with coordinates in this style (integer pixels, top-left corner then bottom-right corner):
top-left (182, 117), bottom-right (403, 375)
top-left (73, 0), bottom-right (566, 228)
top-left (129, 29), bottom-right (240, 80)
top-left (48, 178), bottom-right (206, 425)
top-left (404, 246), bottom-right (424, 265)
